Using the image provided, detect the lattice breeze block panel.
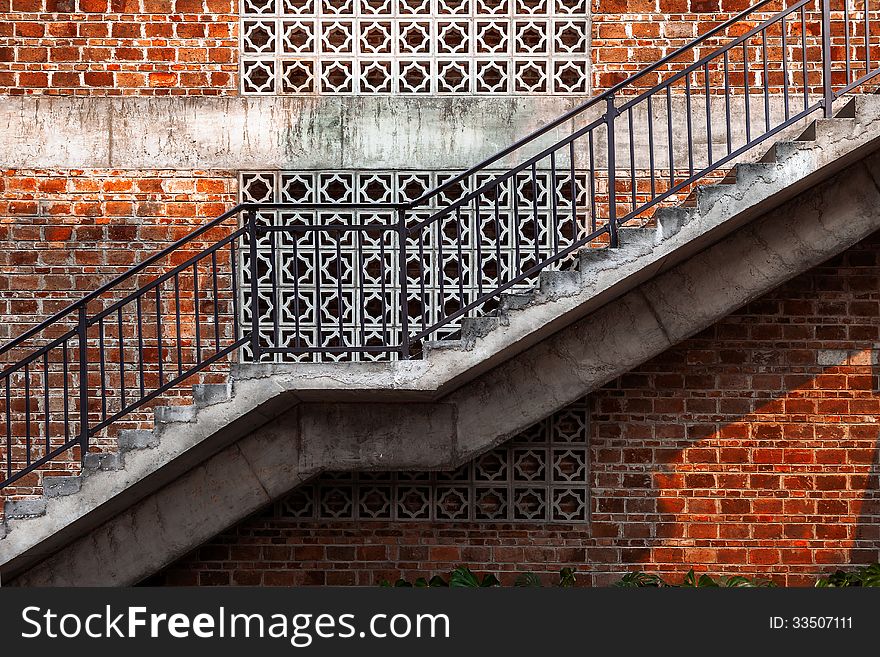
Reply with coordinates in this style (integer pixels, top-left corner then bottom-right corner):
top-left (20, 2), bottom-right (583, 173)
top-left (241, 0), bottom-right (589, 94)
top-left (277, 398), bottom-right (589, 523)
top-left (239, 169), bottom-right (589, 362)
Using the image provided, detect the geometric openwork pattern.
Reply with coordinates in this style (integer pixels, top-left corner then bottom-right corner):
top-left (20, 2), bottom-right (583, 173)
top-left (276, 398), bottom-right (589, 523)
top-left (239, 169), bottom-right (589, 362)
top-left (241, 0), bottom-right (589, 94)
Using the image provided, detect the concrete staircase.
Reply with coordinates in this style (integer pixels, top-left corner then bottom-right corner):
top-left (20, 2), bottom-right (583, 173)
top-left (4, 95), bottom-right (880, 586)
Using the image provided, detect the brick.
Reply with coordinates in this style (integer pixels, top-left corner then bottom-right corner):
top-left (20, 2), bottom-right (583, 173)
top-left (149, 72), bottom-right (178, 87)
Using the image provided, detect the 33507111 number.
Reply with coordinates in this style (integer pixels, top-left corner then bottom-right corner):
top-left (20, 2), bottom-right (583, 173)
top-left (769, 617), bottom-right (853, 630)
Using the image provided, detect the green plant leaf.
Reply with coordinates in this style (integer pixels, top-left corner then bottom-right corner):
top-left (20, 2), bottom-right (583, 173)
top-left (394, 578), bottom-right (413, 588)
top-left (379, 579), bottom-right (392, 587)
top-left (414, 577), bottom-right (429, 588)
top-left (449, 566), bottom-right (481, 588)
top-left (721, 576), bottom-right (753, 588)
top-left (428, 575), bottom-right (449, 588)
top-left (480, 573), bottom-right (501, 587)
top-left (681, 569), bottom-right (698, 587)
top-left (515, 572), bottom-right (543, 587)
top-left (696, 574), bottom-right (720, 588)
top-left (559, 567), bottom-right (576, 587)
top-left (613, 571), bottom-right (666, 587)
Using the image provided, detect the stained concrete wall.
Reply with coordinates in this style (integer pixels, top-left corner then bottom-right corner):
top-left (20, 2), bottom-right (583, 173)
top-left (0, 95), bottom-right (812, 172)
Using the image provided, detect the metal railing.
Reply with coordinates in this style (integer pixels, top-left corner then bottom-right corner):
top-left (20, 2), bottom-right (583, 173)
top-left (2, 0), bottom-right (878, 488)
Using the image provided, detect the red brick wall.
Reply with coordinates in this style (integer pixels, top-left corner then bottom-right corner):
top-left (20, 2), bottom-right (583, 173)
top-left (0, 0), bottom-right (237, 95)
top-left (146, 231), bottom-right (880, 587)
top-left (0, 169), bottom-right (238, 500)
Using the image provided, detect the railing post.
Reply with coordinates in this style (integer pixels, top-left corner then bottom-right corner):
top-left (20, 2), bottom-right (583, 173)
top-left (77, 304), bottom-right (89, 465)
top-left (605, 93), bottom-right (620, 248)
top-left (820, 0), bottom-right (834, 118)
top-left (245, 209), bottom-right (261, 362)
top-left (397, 206), bottom-right (410, 360)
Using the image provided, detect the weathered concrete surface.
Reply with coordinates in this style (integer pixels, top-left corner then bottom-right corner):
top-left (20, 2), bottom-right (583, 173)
top-left (0, 95), bottom-right (814, 171)
top-left (0, 96), bottom-right (582, 170)
top-left (5, 96), bottom-right (880, 586)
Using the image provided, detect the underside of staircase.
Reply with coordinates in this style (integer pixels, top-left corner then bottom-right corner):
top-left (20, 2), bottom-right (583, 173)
top-left (3, 94), bottom-right (880, 586)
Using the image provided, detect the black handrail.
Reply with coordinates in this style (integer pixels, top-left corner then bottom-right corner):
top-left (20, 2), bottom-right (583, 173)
top-left (2, 0), bottom-right (873, 489)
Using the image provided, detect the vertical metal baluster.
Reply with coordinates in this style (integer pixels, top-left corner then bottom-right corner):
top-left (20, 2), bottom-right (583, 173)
top-left (192, 262), bottom-right (201, 365)
top-left (704, 62), bottom-right (713, 166)
top-left (628, 107), bottom-right (636, 216)
top-left (5, 377), bottom-right (11, 479)
top-left (315, 230), bottom-right (324, 356)
top-left (493, 188), bottom-right (503, 286)
top-left (647, 96), bottom-right (656, 200)
top-left (211, 250), bottom-right (221, 353)
top-left (43, 353), bottom-right (50, 452)
top-left (292, 231), bottom-right (301, 350)
top-left (549, 152), bottom-right (559, 256)
top-left (782, 14), bottom-right (790, 121)
top-left (24, 362), bottom-right (31, 466)
top-left (63, 339), bottom-right (70, 443)
top-left (358, 230), bottom-right (366, 347)
top-left (530, 164), bottom-right (541, 260)
top-left (336, 230), bottom-right (345, 348)
top-left (666, 85), bottom-right (674, 194)
top-left (801, 6), bottom-right (809, 111)
top-left (136, 295), bottom-right (145, 399)
top-left (588, 130), bottom-right (597, 233)
top-left (455, 206), bottom-right (465, 307)
top-left (98, 317), bottom-right (106, 421)
top-left (606, 94), bottom-right (618, 248)
top-left (246, 210), bottom-right (261, 362)
top-left (724, 50), bottom-right (732, 155)
top-left (685, 72), bottom-right (694, 179)
top-left (117, 307), bottom-right (125, 411)
top-left (569, 139), bottom-right (579, 240)
top-left (438, 214), bottom-right (446, 324)
top-left (762, 28), bottom-right (770, 131)
top-left (844, 0), bottom-right (851, 84)
top-left (418, 227), bottom-right (427, 333)
top-left (475, 195), bottom-right (484, 300)
top-left (379, 232), bottom-right (387, 340)
top-left (822, 0), bottom-right (834, 116)
top-left (77, 305), bottom-right (89, 465)
top-left (397, 207), bottom-right (410, 360)
top-left (155, 286), bottom-right (163, 387)
top-left (511, 182), bottom-right (521, 276)
top-left (268, 228), bottom-right (279, 352)
top-left (865, 0), bottom-right (870, 80)
top-left (743, 39), bottom-right (751, 143)
top-left (174, 272), bottom-right (183, 377)
top-left (230, 240), bottom-right (240, 343)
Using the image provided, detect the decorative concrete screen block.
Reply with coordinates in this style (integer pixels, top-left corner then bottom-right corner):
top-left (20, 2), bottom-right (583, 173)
top-left (239, 169), bottom-right (588, 362)
top-left (278, 398), bottom-right (589, 523)
top-left (240, 0), bottom-right (589, 94)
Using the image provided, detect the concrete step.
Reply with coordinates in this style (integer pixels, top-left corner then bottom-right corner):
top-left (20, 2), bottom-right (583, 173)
top-left (695, 184), bottom-right (731, 214)
top-left (616, 226), bottom-right (656, 246)
top-left (538, 270), bottom-right (581, 298)
top-left (43, 476), bottom-right (82, 499)
top-left (759, 141), bottom-right (802, 164)
top-left (117, 429), bottom-right (159, 453)
top-left (462, 316), bottom-right (500, 341)
top-left (192, 383), bottom-right (233, 408)
top-left (422, 339), bottom-right (464, 357)
top-left (499, 293), bottom-right (532, 312)
top-left (798, 117), bottom-right (856, 144)
top-left (83, 452), bottom-right (125, 474)
top-left (4, 499), bottom-right (47, 520)
top-left (153, 404), bottom-right (197, 424)
top-left (576, 246), bottom-right (612, 272)
top-left (654, 207), bottom-right (691, 240)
